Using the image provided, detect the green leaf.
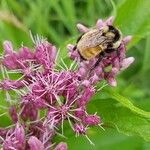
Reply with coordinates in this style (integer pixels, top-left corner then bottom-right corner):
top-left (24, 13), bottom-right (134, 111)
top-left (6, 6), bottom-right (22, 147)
top-left (142, 36), bottom-right (150, 72)
top-left (54, 126), bottom-right (145, 150)
top-left (89, 98), bottom-right (150, 142)
top-left (106, 91), bottom-right (150, 119)
top-left (110, 0), bottom-right (117, 17)
top-left (114, 0), bottom-right (150, 48)
top-left (0, 91), bottom-right (11, 127)
top-left (50, 0), bottom-right (76, 35)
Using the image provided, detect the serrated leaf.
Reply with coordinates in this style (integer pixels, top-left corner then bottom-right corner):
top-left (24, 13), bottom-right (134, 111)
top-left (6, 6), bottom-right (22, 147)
top-left (106, 91), bottom-right (150, 119)
top-left (89, 98), bottom-right (150, 141)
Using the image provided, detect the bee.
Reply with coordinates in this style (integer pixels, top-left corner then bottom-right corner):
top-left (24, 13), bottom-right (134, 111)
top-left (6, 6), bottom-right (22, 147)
top-left (75, 25), bottom-right (122, 68)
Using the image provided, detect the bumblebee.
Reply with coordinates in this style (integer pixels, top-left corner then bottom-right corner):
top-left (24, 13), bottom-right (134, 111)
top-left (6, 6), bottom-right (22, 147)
top-left (75, 25), bottom-right (122, 67)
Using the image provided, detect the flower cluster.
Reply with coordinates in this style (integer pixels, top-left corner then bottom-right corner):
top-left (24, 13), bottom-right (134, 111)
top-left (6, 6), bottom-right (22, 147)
top-left (0, 17), bottom-right (134, 149)
top-left (68, 16), bottom-right (134, 87)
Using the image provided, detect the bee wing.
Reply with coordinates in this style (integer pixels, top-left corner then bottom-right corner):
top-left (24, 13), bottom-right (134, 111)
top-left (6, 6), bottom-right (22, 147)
top-left (77, 30), bottom-right (107, 49)
top-left (86, 36), bottom-right (107, 48)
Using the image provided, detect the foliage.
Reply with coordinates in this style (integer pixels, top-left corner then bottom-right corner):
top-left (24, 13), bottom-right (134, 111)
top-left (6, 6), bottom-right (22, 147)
top-left (0, 0), bottom-right (150, 149)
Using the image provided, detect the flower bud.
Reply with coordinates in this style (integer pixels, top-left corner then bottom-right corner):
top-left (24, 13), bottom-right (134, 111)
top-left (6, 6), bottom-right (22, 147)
top-left (96, 19), bottom-right (104, 29)
top-left (28, 136), bottom-right (44, 150)
top-left (55, 142), bottom-right (68, 150)
top-left (77, 24), bottom-right (89, 33)
top-left (123, 36), bottom-right (132, 45)
top-left (77, 87), bottom-right (95, 106)
top-left (82, 115), bottom-right (101, 126)
top-left (105, 16), bottom-right (114, 25)
top-left (108, 77), bottom-right (117, 87)
top-left (73, 124), bottom-right (86, 135)
top-left (121, 57), bottom-right (135, 70)
top-left (9, 106), bottom-right (18, 123)
top-left (18, 46), bottom-right (34, 59)
top-left (15, 123), bottom-right (25, 144)
top-left (3, 41), bottom-right (13, 53)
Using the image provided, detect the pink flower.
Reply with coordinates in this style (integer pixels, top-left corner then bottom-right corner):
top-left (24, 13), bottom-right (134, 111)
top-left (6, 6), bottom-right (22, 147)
top-left (20, 94), bottom-right (39, 121)
top-left (77, 23), bottom-right (89, 33)
top-left (2, 41), bottom-right (35, 70)
top-left (55, 142), bottom-right (68, 150)
top-left (121, 57), bottom-right (135, 70)
top-left (73, 123), bottom-right (86, 135)
top-left (35, 41), bottom-right (57, 72)
top-left (18, 46), bottom-right (34, 60)
top-left (74, 107), bottom-right (86, 119)
top-left (3, 123), bottom-right (25, 150)
top-left (9, 106), bottom-right (18, 123)
top-left (28, 136), bottom-right (44, 150)
top-left (68, 16), bottom-right (134, 87)
top-left (77, 86), bottom-right (95, 107)
top-left (67, 44), bottom-right (80, 60)
top-left (0, 79), bottom-right (23, 90)
top-left (2, 41), bottom-right (18, 70)
top-left (82, 114), bottom-right (101, 126)
top-left (0, 16), bottom-right (134, 148)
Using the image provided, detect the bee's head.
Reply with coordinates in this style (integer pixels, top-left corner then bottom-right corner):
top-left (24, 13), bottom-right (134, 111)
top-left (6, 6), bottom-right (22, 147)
top-left (103, 25), bottom-right (121, 40)
top-left (102, 25), bottom-right (122, 49)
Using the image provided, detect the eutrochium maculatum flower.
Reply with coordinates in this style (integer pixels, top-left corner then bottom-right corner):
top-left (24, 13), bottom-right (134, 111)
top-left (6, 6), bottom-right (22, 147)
top-left (0, 17), bottom-right (134, 150)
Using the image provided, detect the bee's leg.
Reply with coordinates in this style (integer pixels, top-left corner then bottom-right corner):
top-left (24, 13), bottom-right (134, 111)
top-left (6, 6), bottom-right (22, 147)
top-left (76, 34), bottom-right (84, 43)
top-left (105, 48), bottom-right (116, 53)
top-left (91, 52), bottom-right (105, 70)
top-left (73, 45), bottom-right (77, 51)
top-left (116, 47), bottom-right (120, 56)
top-left (105, 42), bottom-right (116, 53)
top-left (73, 34), bottom-right (84, 51)
top-left (91, 48), bottom-right (116, 70)
top-left (105, 48), bottom-right (119, 58)
top-left (78, 49), bottom-right (86, 61)
top-left (95, 53), bottom-right (104, 67)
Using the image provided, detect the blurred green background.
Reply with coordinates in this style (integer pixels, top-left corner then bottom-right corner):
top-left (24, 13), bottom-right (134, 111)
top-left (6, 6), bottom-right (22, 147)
top-left (0, 0), bottom-right (150, 149)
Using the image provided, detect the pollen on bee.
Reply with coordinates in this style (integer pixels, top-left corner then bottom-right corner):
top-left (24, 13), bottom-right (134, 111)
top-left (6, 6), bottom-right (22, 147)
top-left (112, 41), bottom-right (121, 49)
top-left (105, 32), bottom-right (115, 38)
top-left (102, 26), bottom-right (109, 33)
top-left (81, 47), bottom-right (101, 60)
